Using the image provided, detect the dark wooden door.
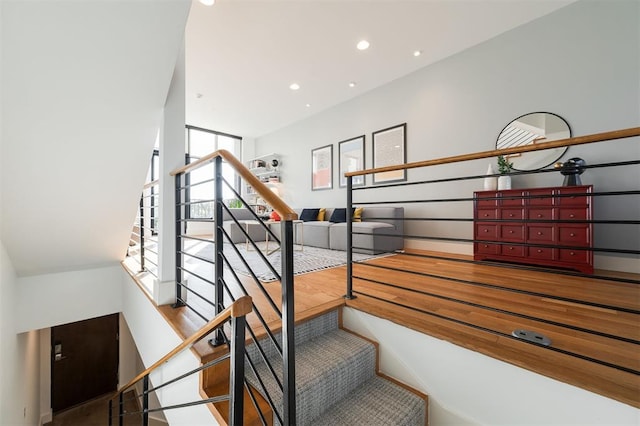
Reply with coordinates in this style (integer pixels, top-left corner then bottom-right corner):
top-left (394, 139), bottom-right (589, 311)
top-left (51, 313), bottom-right (119, 412)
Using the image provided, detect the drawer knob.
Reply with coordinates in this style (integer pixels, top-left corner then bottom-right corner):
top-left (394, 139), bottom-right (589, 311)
top-left (570, 214), bottom-right (575, 218)
top-left (484, 213), bottom-right (489, 217)
top-left (509, 247), bottom-right (514, 250)
top-left (570, 232), bottom-right (575, 237)
top-left (570, 251), bottom-right (575, 256)
top-left (537, 249), bottom-right (542, 253)
top-left (483, 244), bottom-right (488, 248)
top-left (484, 229), bottom-right (489, 233)
top-left (509, 213), bottom-right (514, 217)
top-left (537, 232), bottom-right (543, 235)
top-left (509, 230), bottom-right (514, 234)
top-left (537, 214), bottom-right (542, 218)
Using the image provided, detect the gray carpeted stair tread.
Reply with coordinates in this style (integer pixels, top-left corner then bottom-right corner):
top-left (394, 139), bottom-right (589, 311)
top-left (311, 375), bottom-right (426, 426)
top-left (245, 310), bottom-right (339, 363)
top-left (246, 328), bottom-right (376, 425)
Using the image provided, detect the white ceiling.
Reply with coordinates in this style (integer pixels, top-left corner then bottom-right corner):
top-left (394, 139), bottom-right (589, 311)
top-left (185, 0), bottom-right (575, 139)
top-left (1, 0), bottom-right (191, 275)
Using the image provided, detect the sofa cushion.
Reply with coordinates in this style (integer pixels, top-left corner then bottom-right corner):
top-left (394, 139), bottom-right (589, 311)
top-left (300, 208), bottom-right (320, 222)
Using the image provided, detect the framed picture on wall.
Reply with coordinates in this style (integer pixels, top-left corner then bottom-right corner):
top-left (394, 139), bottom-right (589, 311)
top-left (311, 144), bottom-right (333, 190)
top-left (338, 135), bottom-right (365, 187)
top-left (372, 123), bottom-right (407, 184)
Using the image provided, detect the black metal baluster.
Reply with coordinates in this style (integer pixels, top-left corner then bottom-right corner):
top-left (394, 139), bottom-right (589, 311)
top-left (212, 157), bottom-right (225, 346)
top-left (345, 176), bottom-right (355, 299)
top-left (229, 314), bottom-right (246, 425)
top-left (281, 219), bottom-right (296, 424)
top-left (142, 375), bottom-right (149, 426)
top-left (118, 391), bottom-right (124, 426)
top-left (139, 195), bottom-right (145, 272)
top-left (174, 173), bottom-right (185, 307)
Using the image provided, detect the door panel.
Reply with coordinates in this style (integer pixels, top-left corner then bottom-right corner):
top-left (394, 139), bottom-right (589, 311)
top-left (51, 313), bottom-right (119, 412)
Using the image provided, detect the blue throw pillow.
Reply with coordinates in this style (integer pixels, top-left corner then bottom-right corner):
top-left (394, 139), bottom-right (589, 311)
top-left (300, 208), bottom-right (320, 222)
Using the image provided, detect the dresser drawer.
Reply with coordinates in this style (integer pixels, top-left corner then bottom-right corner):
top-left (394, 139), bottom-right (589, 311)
top-left (476, 209), bottom-right (498, 220)
top-left (558, 248), bottom-right (589, 263)
top-left (528, 246), bottom-right (554, 260)
top-left (501, 208), bottom-right (524, 220)
top-left (557, 186), bottom-right (591, 206)
top-left (476, 224), bottom-right (498, 239)
top-left (500, 225), bottom-right (525, 241)
top-left (501, 191), bottom-right (525, 207)
top-left (475, 192), bottom-right (498, 207)
top-left (527, 225), bottom-right (554, 243)
top-left (475, 242), bottom-right (500, 255)
top-left (502, 244), bottom-right (525, 257)
top-left (558, 208), bottom-right (588, 221)
top-left (558, 226), bottom-right (590, 245)
top-left (528, 189), bottom-right (554, 206)
top-left (528, 208), bottom-right (553, 221)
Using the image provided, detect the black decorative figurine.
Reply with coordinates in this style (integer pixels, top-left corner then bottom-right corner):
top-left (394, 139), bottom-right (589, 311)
top-left (555, 157), bottom-right (586, 186)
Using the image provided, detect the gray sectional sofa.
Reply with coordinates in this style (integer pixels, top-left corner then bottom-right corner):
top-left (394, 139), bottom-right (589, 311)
top-left (221, 206), bottom-right (404, 254)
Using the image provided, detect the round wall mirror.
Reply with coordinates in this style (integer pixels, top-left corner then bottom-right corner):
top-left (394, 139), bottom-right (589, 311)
top-left (496, 112), bottom-right (571, 171)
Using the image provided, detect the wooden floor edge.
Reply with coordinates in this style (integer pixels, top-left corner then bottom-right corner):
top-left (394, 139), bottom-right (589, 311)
top-left (345, 297), bottom-right (640, 409)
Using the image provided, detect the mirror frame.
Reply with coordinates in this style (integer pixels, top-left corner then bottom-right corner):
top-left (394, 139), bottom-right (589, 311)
top-left (496, 112), bottom-right (571, 171)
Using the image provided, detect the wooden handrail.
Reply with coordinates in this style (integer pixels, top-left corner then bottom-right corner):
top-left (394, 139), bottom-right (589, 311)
top-left (346, 127), bottom-right (640, 177)
top-left (170, 149), bottom-right (298, 221)
top-left (116, 295), bottom-right (252, 396)
top-left (143, 179), bottom-right (159, 190)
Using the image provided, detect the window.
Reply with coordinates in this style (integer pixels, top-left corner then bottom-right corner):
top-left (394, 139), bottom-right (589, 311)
top-left (185, 126), bottom-right (242, 218)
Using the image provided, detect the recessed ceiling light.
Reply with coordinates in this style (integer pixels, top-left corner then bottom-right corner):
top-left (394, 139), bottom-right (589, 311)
top-left (305, 103), bottom-right (311, 108)
top-left (356, 40), bottom-right (370, 51)
top-left (199, 0), bottom-right (215, 5)
top-left (349, 82), bottom-right (357, 88)
top-left (195, 93), bottom-right (203, 99)
top-left (413, 50), bottom-right (422, 57)
top-left (289, 83), bottom-right (300, 91)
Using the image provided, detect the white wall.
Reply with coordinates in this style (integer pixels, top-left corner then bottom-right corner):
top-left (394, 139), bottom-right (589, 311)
top-left (0, 241), bottom-right (41, 426)
top-left (254, 0), bottom-right (640, 270)
top-left (343, 308), bottom-right (639, 425)
top-left (15, 264), bottom-right (123, 333)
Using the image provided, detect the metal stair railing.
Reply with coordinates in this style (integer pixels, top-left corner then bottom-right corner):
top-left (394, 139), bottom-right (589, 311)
top-left (170, 149), bottom-right (298, 424)
top-left (108, 296), bottom-right (252, 426)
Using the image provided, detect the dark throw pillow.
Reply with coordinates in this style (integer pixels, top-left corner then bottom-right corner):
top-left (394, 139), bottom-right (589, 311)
top-left (329, 208), bottom-right (348, 223)
top-left (300, 208), bottom-right (320, 222)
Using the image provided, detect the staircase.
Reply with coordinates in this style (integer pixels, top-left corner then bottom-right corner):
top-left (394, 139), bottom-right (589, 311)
top-left (245, 309), bottom-right (427, 425)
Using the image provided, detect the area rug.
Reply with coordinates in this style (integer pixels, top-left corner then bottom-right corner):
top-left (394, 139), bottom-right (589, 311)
top-left (196, 243), bottom-right (393, 283)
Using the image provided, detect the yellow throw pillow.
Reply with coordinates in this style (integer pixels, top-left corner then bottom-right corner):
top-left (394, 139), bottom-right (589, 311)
top-left (353, 207), bottom-right (364, 222)
top-left (317, 208), bottom-right (326, 221)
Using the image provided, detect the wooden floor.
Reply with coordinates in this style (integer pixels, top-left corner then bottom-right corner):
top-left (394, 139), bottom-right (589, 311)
top-left (150, 248), bottom-right (640, 410)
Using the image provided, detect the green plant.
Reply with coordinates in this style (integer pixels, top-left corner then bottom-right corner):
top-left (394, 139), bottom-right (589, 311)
top-left (228, 198), bottom-right (243, 208)
top-left (497, 155), bottom-right (513, 174)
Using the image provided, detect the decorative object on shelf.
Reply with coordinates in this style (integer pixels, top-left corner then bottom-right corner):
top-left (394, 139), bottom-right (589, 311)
top-left (271, 158), bottom-right (280, 171)
top-left (497, 155), bottom-right (513, 190)
top-left (484, 164), bottom-right (498, 191)
top-left (496, 112), bottom-right (571, 170)
top-left (555, 157), bottom-right (586, 186)
top-left (311, 144), bottom-right (333, 190)
top-left (372, 123), bottom-right (407, 184)
top-left (270, 210), bottom-right (281, 221)
top-left (338, 135), bottom-right (365, 187)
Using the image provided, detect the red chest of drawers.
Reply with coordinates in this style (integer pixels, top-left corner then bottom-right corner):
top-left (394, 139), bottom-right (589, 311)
top-left (473, 185), bottom-right (593, 274)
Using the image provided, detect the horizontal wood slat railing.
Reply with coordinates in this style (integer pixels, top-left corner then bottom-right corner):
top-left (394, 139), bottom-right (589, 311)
top-left (116, 296), bottom-right (252, 396)
top-left (346, 126), bottom-right (640, 177)
top-left (170, 149), bottom-right (298, 221)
